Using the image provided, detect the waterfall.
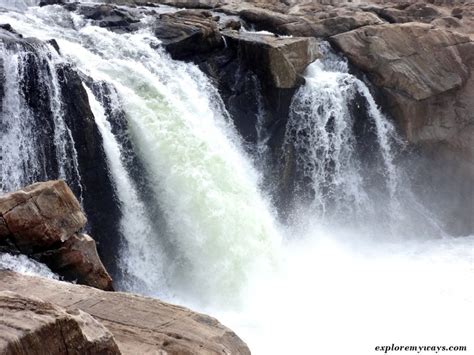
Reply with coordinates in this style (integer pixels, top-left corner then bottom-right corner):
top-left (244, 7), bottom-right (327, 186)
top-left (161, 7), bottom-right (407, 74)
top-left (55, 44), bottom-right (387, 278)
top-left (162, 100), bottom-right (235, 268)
top-left (0, 5), bottom-right (280, 304)
top-left (0, 4), bottom-right (472, 355)
top-left (284, 44), bottom-right (444, 237)
top-left (84, 84), bottom-right (168, 295)
top-left (0, 34), bottom-right (82, 196)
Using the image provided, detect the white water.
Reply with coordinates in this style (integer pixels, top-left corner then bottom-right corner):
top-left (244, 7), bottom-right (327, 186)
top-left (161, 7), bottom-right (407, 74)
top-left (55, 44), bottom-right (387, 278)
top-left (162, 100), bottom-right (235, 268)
top-left (0, 253), bottom-right (58, 279)
top-left (0, 28), bottom-right (82, 195)
top-left (0, 5), bottom-right (280, 304)
top-left (0, 4), bottom-right (472, 355)
top-left (85, 84), bottom-right (168, 295)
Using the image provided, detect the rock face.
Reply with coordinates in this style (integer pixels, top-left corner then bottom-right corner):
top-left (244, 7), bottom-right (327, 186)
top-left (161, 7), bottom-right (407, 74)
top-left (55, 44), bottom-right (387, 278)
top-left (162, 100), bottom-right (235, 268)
top-left (64, 3), bottom-right (141, 32)
top-left (38, 233), bottom-right (114, 291)
top-left (235, 6), bottom-right (384, 38)
top-left (0, 181), bottom-right (113, 290)
top-left (223, 30), bottom-right (319, 89)
top-left (0, 271), bottom-right (251, 355)
top-left (0, 181), bottom-right (86, 252)
top-left (153, 10), bottom-right (224, 60)
top-left (0, 291), bottom-right (120, 355)
top-left (331, 23), bottom-right (474, 164)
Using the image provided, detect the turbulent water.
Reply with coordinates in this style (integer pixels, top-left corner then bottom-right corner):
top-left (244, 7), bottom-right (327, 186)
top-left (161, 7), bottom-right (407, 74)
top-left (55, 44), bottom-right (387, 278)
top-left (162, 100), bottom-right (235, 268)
top-left (0, 253), bottom-right (58, 279)
top-left (0, 3), bottom-right (472, 355)
top-left (284, 45), bottom-right (445, 238)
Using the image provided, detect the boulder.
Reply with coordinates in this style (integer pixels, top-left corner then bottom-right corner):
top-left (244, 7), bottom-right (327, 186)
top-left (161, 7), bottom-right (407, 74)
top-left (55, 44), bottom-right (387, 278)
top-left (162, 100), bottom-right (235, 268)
top-left (64, 3), bottom-right (141, 32)
top-left (37, 233), bottom-right (113, 291)
top-left (0, 181), bottom-right (113, 290)
top-left (223, 30), bottom-right (319, 89)
top-left (153, 10), bottom-right (224, 60)
top-left (0, 291), bottom-right (120, 355)
top-left (0, 180), bottom-right (86, 253)
top-left (0, 271), bottom-right (251, 355)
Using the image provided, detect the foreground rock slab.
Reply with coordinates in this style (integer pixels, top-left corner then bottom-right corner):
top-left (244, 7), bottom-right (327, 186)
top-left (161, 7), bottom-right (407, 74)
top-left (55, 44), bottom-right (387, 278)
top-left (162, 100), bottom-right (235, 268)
top-left (0, 290), bottom-right (120, 355)
top-left (0, 271), bottom-right (250, 355)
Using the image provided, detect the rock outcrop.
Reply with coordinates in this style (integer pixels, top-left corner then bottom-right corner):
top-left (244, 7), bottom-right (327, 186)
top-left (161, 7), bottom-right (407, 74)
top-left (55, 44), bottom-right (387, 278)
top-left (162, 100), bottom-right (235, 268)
top-left (331, 22), bottom-right (474, 165)
top-left (153, 10), bottom-right (224, 60)
top-left (63, 3), bottom-right (141, 32)
top-left (0, 271), bottom-right (251, 355)
top-left (223, 30), bottom-right (319, 89)
top-left (0, 181), bottom-right (113, 290)
top-left (0, 181), bottom-right (86, 252)
top-left (0, 291), bottom-right (120, 355)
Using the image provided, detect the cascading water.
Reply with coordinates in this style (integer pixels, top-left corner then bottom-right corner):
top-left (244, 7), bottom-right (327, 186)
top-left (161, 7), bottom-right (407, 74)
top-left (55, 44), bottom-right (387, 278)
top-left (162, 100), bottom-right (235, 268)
top-left (284, 44), bottom-right (445, 238)
top-left (0, 3), bottom-right (472, 355)
top-left (0, 35), bottom-right (82, 195)
top-left (0, 253), bottom-right (58, 279)
top-left (0, 4), bottom-right (280, 305)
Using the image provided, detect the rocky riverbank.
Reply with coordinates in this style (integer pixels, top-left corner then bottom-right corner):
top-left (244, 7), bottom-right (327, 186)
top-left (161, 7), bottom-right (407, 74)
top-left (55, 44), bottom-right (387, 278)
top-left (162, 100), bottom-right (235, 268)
top-left (0, 181), bottom-right (250, 354)
top-left (0, 271), bottom-right (249, 354)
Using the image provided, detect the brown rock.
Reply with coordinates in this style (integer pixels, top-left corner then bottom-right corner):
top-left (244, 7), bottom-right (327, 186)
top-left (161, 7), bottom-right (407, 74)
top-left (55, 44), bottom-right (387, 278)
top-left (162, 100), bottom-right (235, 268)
top-left (223, 30), bottom-right (319, 88)
top-left (0, 271), bottom-right (251, 355)
top-left (0, 180), bottom-right (86, 253)
top-left (0, 181), bottom-right (113, 290)
top-left (331, 23), bottom-right (474, 152)
top-left (38, 233), bottom-right (113, 291)
top-left (0, 290), bottom-right (120, 355)
top-left (0, 217), bottom-right (9, 240)
top-left (226, 5), bottom-right (383, 38)
top-left (153, 9), bottom-right (223, 60)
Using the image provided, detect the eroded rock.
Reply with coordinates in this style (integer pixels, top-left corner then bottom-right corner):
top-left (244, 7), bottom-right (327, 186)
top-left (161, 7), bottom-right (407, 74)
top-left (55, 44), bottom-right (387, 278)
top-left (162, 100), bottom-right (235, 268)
top-left (153, 9), bottom-right (224, 60)
top-left (37, 233), bottom-right (113, 291)
top-left (0, 290), bottom-right (120, 355)
top-left (0, 181), bottom-right (113, 290)
top-left (0, 271), bottom-right (251, 355)
top-left (331, 23), bottom-right (474, 151)
top-left (223, 30), bottom-right (319, 88)
top-left (0, 180), bottom-right (86, 252)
